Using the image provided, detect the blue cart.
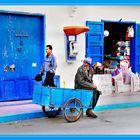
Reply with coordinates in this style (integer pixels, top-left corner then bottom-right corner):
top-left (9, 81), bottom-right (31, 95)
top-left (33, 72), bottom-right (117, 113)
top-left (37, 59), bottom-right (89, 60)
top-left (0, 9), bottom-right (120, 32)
top-left (32, 85), bottom-right (93, 122)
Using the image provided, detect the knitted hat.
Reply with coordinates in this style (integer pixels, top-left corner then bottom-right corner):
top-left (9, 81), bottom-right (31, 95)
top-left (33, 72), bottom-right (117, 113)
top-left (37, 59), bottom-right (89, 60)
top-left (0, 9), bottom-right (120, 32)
top-left (83, 57), bottom-right (92, 65)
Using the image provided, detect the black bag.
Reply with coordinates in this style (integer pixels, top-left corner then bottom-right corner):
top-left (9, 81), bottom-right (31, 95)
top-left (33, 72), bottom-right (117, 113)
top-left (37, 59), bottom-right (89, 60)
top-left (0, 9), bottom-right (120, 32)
top-left (35, 74), bottom-right (42, 81)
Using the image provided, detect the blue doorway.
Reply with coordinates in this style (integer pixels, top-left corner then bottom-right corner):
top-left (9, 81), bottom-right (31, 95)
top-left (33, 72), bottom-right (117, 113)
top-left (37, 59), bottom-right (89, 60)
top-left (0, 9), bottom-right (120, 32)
top-left (86, 20), bottom-right (140, 73)
top-left (103, 21), bottom-right (135, 72)
top-left (0, 11), bottom-right (45, 101)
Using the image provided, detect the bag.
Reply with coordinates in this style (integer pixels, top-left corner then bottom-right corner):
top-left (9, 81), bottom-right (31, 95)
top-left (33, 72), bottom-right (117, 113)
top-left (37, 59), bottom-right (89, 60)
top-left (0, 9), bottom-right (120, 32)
top-left (35, 74), bottom-right (42, 81)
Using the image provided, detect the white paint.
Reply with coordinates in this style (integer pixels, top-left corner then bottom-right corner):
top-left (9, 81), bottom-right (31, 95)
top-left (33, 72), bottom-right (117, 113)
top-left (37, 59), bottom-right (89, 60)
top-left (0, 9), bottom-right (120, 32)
top-left (0, 6), bottom-right (140, 88)
top-left (32, 63), bottom-right (37, 67)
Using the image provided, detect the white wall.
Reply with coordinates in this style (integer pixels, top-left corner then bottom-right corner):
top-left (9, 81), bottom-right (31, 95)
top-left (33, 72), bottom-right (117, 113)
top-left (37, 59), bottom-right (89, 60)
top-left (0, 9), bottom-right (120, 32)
top-left (0, 6), bottom-right (140, 88)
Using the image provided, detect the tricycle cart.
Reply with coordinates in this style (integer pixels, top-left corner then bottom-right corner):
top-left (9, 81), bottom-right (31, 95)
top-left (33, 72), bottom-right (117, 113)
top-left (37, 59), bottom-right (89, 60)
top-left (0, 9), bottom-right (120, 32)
top-left (32, 85), bottom-right (93, 122)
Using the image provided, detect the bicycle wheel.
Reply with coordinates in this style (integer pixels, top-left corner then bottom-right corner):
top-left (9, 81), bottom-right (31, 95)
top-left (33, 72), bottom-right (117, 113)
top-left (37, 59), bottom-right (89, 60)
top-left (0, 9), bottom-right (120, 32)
top-left (63, 98), bottom-right (83, 123)
top-left (42, 106), bottom-right (61, 118)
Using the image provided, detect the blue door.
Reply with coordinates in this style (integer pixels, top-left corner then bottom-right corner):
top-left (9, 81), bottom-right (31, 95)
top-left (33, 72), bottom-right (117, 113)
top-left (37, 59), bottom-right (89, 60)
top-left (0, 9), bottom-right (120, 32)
top-left (0, 12), bottom-right (45, 101)
top-left (86, 21), bottom-right (104, 64)
top-left (131, 24), bottom-right (140, 73)
top-left (0, 13), bottom-right (45, 78)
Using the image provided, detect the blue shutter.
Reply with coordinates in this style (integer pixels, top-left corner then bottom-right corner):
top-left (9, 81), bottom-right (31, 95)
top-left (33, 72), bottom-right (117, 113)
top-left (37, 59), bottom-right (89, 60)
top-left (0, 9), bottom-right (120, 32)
top-left (86, 21), bottom-right (104, 64)
top-left (132, 24), bottom-right (140, 73)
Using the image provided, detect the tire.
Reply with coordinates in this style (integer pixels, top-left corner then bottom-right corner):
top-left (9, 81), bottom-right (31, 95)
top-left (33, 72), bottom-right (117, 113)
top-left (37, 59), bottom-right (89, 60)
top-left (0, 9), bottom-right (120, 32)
top-left (63, 98), bottom-right (83, 123)
top-left (42, 106), bottom-right (61, 118)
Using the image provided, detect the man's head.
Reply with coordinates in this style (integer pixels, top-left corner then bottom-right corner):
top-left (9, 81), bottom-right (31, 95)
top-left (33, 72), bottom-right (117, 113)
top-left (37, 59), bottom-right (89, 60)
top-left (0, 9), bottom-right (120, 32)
top-left (83, 57), bottom-right (92, 69)
top-left (46, 45), bottom-right (52, 55)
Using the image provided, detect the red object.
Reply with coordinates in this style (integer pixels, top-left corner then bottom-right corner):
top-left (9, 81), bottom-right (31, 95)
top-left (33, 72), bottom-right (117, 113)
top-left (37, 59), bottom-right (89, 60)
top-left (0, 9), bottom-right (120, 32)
top-left (63, 26), bottom-right (89, 35)
top-left (125, 31), bottom-right (130, 41)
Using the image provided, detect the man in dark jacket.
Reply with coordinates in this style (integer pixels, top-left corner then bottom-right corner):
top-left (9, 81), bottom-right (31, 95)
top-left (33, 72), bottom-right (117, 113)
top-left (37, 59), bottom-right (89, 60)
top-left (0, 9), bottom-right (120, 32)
top-left (74, 57), bottom-right (101, 118)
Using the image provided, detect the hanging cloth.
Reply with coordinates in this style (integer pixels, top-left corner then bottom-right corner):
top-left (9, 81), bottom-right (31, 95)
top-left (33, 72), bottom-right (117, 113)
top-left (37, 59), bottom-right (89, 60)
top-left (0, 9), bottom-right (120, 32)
top-left (128, 25), bottom-right (134, 38)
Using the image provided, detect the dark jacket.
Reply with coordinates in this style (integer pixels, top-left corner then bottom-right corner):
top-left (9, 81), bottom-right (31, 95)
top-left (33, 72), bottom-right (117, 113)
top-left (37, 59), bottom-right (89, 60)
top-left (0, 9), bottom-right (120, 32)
top-left (74, 65), bottom-right (94, 90)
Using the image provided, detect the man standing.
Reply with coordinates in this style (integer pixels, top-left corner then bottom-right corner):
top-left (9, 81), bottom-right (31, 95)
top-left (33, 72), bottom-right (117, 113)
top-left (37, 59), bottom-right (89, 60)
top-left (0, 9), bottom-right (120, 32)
top-left (40, 45), bottom-right (57, 87)
top-left (74, 57), bottom-right (101, 118)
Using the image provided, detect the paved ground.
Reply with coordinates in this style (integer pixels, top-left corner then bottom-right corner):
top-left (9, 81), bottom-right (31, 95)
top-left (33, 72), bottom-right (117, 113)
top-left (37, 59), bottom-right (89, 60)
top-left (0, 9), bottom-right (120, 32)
top-left (98, 92), bottom-right (140, 105)
top-left (0, 107), bottom-right (140, 134)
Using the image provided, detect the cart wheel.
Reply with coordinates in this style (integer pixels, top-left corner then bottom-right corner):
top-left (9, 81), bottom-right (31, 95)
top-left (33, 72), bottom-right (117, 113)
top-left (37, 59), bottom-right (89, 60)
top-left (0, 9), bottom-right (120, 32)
top-left (42, 106), bottom-right (61, 118)
top-left (63, 98), bottom-right (83, 123)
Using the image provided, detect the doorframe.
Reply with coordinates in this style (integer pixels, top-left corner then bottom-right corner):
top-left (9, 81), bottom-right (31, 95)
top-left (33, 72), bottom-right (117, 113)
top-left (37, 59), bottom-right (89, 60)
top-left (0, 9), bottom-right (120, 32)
top-left (101, 19), bottom-right (136, 24)
top-left (102, 19), bottom-right (136, 70)
top-left (0, 9), bottom-right (44, 17)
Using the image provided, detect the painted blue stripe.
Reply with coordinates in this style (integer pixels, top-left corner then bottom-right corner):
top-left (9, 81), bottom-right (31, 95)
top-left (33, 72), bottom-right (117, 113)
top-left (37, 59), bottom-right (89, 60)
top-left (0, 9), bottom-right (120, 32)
top-left (1, 135), bottom-right (140, 138)
top-left (94, 101), bottom-right (140, 112)
top-left (0, 0), bottom-right (139, 5)
top-left (0, 101), bottom-right (140, 123)
top-left (1, 135), bottom-right (140, 140)
top-left (0, 111), bottom-right (45, 123)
